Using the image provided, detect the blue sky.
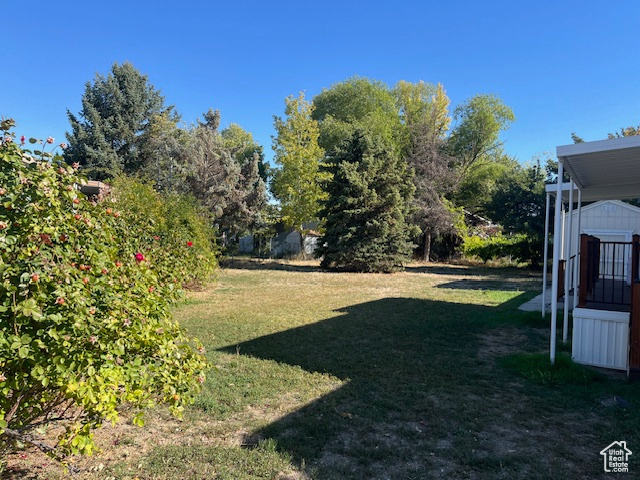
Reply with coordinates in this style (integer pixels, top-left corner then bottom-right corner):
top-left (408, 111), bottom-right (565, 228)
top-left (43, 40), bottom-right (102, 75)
top-left (4, 1), bottom-right (639, 167)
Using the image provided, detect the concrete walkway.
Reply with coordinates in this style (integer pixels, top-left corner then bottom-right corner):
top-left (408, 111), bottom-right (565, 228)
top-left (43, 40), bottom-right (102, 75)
top-left (518, 288), bottom-right (565, 312)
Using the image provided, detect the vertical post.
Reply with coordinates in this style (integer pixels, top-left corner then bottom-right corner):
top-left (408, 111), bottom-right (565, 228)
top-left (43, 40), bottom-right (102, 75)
top-left (561, 206), bottom-right (566, 261)
top-left (629, 235), bottom-right (640, 379)
top-left (578, 234), bottom-right (589, 307)
top-left (550, 161), bottom-right (564, 364)
top-left (573, 189), bottom-right (582, 308)
top-left (542, 192), bottom-right (551, 317)
top-left (563, 181), bottom-right (574, 342)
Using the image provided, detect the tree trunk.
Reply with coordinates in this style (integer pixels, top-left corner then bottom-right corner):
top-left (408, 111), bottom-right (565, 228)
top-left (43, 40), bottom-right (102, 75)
top-left (299, 231), bottom-right (306, 259)
top-left (422, 232), bottom-right (431, 262)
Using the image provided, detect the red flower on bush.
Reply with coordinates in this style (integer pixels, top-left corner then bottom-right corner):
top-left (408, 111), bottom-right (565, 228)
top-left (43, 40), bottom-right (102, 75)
top-left (187, 241), bottom-right (193, 247)
top-left (20, 135), bottom-right (25, 145)
top-left (135, 252), bottom-right (145, 263)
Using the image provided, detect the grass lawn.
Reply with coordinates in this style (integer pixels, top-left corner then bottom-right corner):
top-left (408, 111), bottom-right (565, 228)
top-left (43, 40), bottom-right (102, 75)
top-left (7, 259), bottom-right (640, 479)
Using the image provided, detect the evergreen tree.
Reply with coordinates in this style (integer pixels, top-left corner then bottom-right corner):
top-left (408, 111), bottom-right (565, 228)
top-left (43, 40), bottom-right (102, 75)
top-left (318, 131), bottom-right (417, 272)
top-left (184, 110), bottom-right (268, 242)
top-left (139, 112), bottom-right (190, 193)
top-left (184, 110), bottom-right (241, 220)
top-left (65, 62), bottom-right (176, 180)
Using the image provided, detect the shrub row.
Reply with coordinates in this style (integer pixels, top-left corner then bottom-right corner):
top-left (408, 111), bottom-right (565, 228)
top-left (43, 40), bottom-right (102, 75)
top-left (462, 233), bottom-right (540, 265)
top-left (0, 129), bottom-right (216, 463)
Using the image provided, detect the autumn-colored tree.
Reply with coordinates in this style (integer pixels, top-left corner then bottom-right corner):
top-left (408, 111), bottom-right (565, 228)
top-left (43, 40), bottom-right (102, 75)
top-left (271, 93), bottom-right (328, 249)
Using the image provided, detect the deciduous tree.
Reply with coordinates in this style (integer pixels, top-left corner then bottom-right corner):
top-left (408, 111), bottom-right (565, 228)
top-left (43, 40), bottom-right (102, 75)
top-left (271, 93), bottom-right (327, 247)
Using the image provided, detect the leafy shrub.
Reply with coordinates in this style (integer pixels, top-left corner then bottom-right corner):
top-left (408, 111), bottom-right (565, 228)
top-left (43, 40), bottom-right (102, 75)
top-left (0, 123), bottom-right (210, 464)
top-left (109, 176), bottom-right (218, 289)
top-left (462, 233), bottom-right (538, 265)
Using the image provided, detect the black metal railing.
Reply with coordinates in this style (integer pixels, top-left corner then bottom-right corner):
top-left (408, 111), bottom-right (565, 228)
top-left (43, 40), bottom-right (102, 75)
top-left (578, 234), bottom-right (636, 307)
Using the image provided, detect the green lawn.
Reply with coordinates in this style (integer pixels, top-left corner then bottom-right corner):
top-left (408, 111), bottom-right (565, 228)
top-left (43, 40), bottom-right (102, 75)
top-left (11, 259), bottom-right (640, 479)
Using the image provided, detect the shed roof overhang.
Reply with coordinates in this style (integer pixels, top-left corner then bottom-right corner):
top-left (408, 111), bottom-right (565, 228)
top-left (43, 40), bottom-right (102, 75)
top-left (556, 135), bottom-right (640, 201)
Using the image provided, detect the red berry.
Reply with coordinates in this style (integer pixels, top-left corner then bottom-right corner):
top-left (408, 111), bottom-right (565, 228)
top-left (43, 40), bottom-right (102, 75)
top-left (31, 274), bottom-right (40, 283)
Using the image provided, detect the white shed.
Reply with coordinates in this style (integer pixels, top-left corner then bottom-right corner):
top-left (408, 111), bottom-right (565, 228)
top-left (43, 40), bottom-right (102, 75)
top-left (545, 136), bottom-right (640, 378)
top-left (564, 200), bottom-right (640, 261)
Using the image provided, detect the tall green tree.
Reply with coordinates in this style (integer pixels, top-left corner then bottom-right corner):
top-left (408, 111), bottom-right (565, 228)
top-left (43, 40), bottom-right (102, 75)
top-left (312, 77), bottom-right (402, 155)
top-left (221, 123), bottom-right (270, 183)
top-left (65, 62), bottom-right (176, 180)
top-left (271, 93), bottom-right (328, 243)
top-left (484, 160), bottom-right (547, 266)
top-left (447, 94), bottom-right (515, 214)
top-left (318, 131), bottom-right (417, 272)
top-left (447, 94), bottom-right (515, 178)
top-left (139, 112), bottom-right (189, 193)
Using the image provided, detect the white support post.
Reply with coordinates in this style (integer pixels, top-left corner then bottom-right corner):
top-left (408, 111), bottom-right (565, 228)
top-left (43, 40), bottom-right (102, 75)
top-left (563, 181), bottom-right (574, 342)
top-left (550, 161), bottom-right (564, 364)
top-left (573, 189), bottom-right (582, 308)
top-left (561, 207), bottom-right (566, 260)
top-left (541, 193), bottom-right (551, 317)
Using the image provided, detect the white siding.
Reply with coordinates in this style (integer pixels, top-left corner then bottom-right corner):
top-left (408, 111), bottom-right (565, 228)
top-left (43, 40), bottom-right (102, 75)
top-left (567, 200), bottom-right (640, 258)
top-left (572, 308), bottom-right (629, 370)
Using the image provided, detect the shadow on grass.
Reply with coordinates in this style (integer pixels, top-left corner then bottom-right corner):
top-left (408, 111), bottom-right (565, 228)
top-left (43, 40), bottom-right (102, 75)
top-left (405, 263), bottom-right (540, 278)
top-left (219, 294), bottom-right (589, 478)
top-left (437, 279), bottom-right (534, 291)
top-left (220, 258), bottom-right (323, 273)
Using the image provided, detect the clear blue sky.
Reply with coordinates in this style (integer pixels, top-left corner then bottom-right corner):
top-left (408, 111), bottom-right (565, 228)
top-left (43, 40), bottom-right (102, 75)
top-left (4, 1), bottom-right (639, 167)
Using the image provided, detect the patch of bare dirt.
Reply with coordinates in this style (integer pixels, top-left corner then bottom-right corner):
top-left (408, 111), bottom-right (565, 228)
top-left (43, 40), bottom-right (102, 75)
top-left (477, 328), bottom-right (530, 361)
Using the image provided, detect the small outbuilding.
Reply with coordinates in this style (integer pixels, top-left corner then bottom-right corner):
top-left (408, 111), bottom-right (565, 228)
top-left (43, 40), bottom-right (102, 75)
top-left (544, 135), bottom-right (640, 378)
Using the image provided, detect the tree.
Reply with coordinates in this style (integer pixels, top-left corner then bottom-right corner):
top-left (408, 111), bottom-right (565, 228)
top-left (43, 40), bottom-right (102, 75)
top-left (271, 93), bottom-right (327, 247)
top-left (407, 132), bottom-right (457, 261)
top-left (318, 131), bottom-right (417, 272)
top-left (139, 112), bottom-right (190, 193)
top-left (65, 62), bottom-right (176, 180)
top-left (484, 160), bottom-right (547, 265)
top-left (447, 94), bottom-right (515, 214)
top-left (395, 81), bottom-right (456, 260)
top-left (394, 81), bottom-right (451, 153)
top-left (608, 125), bottom-right (640, 138)
top-left (312, 77), bottom-right (402, 155)
top-left (184, 110), bottom-right (241, 220)
top-left (447, 94), bottom-right (515, 178)
top-left (221, 123), bottom-right (270, 183)
top-left (183, 110), bottom-right (268, 243)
